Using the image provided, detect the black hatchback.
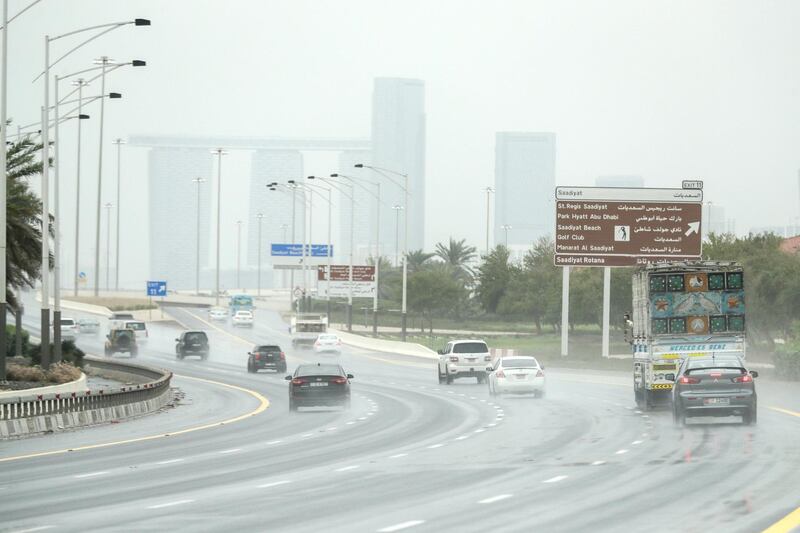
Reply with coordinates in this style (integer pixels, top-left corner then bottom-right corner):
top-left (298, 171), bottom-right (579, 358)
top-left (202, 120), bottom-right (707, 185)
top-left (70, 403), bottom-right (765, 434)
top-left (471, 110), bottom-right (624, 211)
top-left (672, 355), bottom-right (758, 426)
top-left (175, 331), bottom-right (209, 360)
top-left (285, 363), bottom-right (353, 411)
top-left (247, 344), bottom-right (286, 373)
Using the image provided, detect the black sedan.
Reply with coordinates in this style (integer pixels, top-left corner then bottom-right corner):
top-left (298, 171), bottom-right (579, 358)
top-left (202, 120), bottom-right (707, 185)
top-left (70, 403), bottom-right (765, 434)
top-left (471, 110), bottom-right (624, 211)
top-left (175, 331), bottom-right (210, 360)
top-left (285, 363), bottom-right (353, 411)
top-left (247, 344), bottom-right (286, 373)
top-left (672, 355), bottom-right (758, 426)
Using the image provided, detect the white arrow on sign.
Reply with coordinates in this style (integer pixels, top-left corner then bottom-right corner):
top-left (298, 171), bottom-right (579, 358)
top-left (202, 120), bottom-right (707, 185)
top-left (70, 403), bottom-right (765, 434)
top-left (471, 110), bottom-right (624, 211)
top-left (685, 221), bottom-right (700, 236)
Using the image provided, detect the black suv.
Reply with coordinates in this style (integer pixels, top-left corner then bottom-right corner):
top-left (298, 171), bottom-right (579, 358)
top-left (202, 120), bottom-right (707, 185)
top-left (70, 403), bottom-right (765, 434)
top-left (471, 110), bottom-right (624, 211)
top-left (175, 331), bottom-right (210, 360)
top-left (247, 344), bottom-right (286, 373)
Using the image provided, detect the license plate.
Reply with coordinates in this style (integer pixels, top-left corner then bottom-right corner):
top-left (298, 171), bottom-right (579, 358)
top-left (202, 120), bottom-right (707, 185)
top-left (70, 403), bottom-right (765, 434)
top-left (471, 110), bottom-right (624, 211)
top-left (515, 374), bottom-right (526, 380)
top-left (309, 382), bottom-right (328, 387)
top-left (191, 343), bottom-right (201, 347)
top-left (704, 397), bottom-right (730, 405)
top-left (467, 357), bottom-right (477, 362)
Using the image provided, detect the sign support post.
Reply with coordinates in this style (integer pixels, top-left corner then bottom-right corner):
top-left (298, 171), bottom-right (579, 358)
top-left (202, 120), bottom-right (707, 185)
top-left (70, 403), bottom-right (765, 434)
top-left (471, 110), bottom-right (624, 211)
top-left (602, 266), bottom-right (611, 358)
top-left (561, 266), bottom-right (569, 356)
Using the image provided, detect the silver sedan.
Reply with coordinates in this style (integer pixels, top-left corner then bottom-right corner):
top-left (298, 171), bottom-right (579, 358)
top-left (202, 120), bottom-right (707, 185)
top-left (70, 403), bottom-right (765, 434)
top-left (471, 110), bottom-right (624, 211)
top-left (487, 356), bottom-right (546, 398)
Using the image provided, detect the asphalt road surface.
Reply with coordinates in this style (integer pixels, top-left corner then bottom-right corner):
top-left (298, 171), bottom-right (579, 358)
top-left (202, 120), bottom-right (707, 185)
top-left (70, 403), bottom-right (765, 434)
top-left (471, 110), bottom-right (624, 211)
top-left (3, 300), bottom-right (800, 533)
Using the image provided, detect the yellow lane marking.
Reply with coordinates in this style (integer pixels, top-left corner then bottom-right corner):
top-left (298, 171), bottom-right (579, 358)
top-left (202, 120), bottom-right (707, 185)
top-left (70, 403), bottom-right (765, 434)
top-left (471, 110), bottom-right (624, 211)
top-left (763, 506), bottom-right (800, 533)
top-left (768, 406), bottom-right (800, 419)
top-left (0, 374), bottom-right (269, 463)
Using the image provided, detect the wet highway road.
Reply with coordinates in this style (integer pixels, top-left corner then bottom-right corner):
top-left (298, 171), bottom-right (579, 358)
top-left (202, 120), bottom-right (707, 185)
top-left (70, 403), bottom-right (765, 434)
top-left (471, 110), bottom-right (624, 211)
top-left (2, 303), bottom-right (800, 532)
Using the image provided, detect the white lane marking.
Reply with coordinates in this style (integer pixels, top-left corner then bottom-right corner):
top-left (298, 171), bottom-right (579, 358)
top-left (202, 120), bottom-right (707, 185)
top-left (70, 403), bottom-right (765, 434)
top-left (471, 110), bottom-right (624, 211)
top-left (480, 399), bottom-right (486, 402)
top-left (267, 440), bottom-right (283, 445)
top-left (8, 527), bottom-right (55, 533)
top-left (346, 421), bottom-right (356, 425)
top-left (634, 410), bottom-right (642, 414)
top-left (377, 520), bottom-right (425, 532)
top-left (358, 417), bottom-right (367, 421)
top-left (335, 465), bottom-right (360, 472)
top-left (433, 388), bottom-right (440, 391)
top-left (257, 480), bottom-right (292, 489)
top-left (591, 460), bottom-right (606, 466)
top-left (219, 448), bottom-right (241, 454)
top-left (426, 443), bottom-right (444, 449)
top-left (487, 423), bottom-right (496, 427)
top-left (389, 453), bottom-right (408, 459)
top-left (455, 435), bottom-right (469, 440)
top-left (543, 475), bottom-right (568, 483)
top-left (146, 499), bottom-right (194, 509)
top-left (615, 449), bottom-right (629, 455)
top-left (74, 471), bottom-right (109, 479)
top-left (632, 440), bottom-right (643, 445)
top-left (156, 459), bottom-right (184, 465)
top-left (469, 396), bottom-right (477, 400)
top-left (479, 494), bottom-right (513, 504)
top-left (367, 412), bottom-right (375, 416)
top-left (641, 433), bottom-right (649, 437)
top-left (641, 415), bottom-right (650, 418)
top-left (474, 429), bottom-right (485, 433)
top-left (327, 427), bottom-right (337, 431)
top-left (447, 391), bottom-right (454, 394)
top-left (301, 434), bottom-right (313, 438)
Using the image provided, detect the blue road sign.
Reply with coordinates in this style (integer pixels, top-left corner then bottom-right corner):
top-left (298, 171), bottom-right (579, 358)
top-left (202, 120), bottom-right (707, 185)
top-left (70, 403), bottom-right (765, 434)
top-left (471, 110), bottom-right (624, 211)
top-left (271, 244), bottom-right (333, 257)
top-left (147, 280), bottom-right (167, 297)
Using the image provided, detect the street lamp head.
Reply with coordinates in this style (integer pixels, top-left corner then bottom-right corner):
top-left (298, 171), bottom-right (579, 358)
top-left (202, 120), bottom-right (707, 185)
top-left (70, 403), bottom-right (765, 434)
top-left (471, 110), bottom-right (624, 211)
top-left (330, 173), bottom-right (339, 178)
top-left (108, 92), bottom-right (122, 99)
top-left (307, 175), bottom-right (315, 180)
top-left (93, 57), bottom-right (115, 65)
top-left (256, 213), bottom-right (264, 219)
top-left (131, 60), bottom-right (147, 67)
top-left (134, 18), bottom-right (151, 26)
top-left (288, 179), bottom-right (296, 184)
top-left (354, 164), bottom-right (364, 168)
top-left (78, 114), bottom-right (90, 120)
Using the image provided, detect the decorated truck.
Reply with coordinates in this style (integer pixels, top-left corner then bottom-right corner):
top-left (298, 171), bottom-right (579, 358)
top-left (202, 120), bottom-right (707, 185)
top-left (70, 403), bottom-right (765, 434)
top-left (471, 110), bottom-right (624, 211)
top-left (627, 261), bottom-right (746, 409)
top-left (290, 313), bottom-right (328, 348)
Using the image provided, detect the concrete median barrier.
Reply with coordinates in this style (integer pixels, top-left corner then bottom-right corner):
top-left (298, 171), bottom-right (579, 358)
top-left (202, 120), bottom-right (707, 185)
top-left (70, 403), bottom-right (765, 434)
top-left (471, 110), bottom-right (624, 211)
top-left (329, 328), bottom-right (438, 360)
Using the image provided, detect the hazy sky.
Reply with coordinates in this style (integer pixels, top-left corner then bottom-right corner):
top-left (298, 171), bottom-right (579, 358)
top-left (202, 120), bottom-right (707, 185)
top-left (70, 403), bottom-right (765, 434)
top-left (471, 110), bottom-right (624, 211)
top-left (10, 0), bottom-right (800, 286)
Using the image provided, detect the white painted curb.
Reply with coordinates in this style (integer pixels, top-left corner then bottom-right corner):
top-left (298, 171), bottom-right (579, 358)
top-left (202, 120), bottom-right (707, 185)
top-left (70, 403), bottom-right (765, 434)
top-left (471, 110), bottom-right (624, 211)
top-left (0, 373), bottom-right (87, 401)
top-left (329, 328), bottom-right (438, 360)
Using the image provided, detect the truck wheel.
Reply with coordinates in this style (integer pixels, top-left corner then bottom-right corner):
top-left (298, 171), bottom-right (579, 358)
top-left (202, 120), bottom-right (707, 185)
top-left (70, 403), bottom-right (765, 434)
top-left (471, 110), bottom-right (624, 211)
top-left (642, 388), bottom-right (652, 411)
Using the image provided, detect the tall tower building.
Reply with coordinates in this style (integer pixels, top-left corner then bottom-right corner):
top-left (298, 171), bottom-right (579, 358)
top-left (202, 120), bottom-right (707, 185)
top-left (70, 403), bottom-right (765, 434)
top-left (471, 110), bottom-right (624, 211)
top-left (370, 78), bottom-right (426, 251)
top-left (148, 147), bottom-right (212, 288)
top-left (494, 132), bottom-right (556, 246)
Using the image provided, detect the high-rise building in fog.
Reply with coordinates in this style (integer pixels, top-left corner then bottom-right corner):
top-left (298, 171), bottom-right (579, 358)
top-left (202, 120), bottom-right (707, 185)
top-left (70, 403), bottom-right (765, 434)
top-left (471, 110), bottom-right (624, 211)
top-left (494, 132), bottom-right (556, 246)
top-left (370, 78), bottom-right (426, 251)
top-left (147, 147), bottom-right (212, 289)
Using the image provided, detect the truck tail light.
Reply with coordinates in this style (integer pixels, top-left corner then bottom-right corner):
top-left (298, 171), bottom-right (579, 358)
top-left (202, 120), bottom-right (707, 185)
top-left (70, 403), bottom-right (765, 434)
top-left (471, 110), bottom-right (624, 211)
top-left (449, 356), bottom-right (459, 363)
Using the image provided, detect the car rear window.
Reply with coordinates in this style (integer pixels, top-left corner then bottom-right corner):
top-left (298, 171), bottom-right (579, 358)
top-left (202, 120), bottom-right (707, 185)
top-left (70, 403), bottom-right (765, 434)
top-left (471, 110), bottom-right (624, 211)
top-left (319, 334), bottom-right (338, 340)
top-left (61, 319), bottom-right (75, 326)
top-left (125, 322), bottom-right (146, 330)
top-left (296, 364), bottom-right (342, 377)
top-left (256, 345), bottom-right (281, 352)
top-left (453, 342), bottom-right (488, 354)
top-left (502, 358), bottom-right (539, 368)
top-left (185, 332), bottom-right (208, 342)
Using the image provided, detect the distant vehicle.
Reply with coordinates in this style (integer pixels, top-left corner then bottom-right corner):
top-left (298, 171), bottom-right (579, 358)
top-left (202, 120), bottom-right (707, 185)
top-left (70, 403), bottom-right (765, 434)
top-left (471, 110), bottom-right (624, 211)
top-left (290, 313), bottom-right (328, 348)
top-left (487, 356), bottom-right (546, 398)
top-left (229, 294), bottom-right (254, 315)
top-left (232, 310), bottom-right (254, 328)
top-left (285, 362), bottom-right (353, 411)
top-left (175, 331), bottom-right (209, 360)
top-left (208, 307), bottom-right (228, 321)
top-left (76, 318), bottom-right (100, 335)
top-left (314, 333), bottom-right (342, 354)
top-left (110, 312), bottom-right (135, 320)
top-left (123, 320), bottom-right (148, 343)
top-left (105, 329), bottom-right (138, 358)
top-left (672, 354), bottom-right (757, 426)
top-left (58, 317), bottom-right (78, 341)
top-left (247, 344), bottom-right (286, 373)
top-left (437, 339), bottom-right (492, 384)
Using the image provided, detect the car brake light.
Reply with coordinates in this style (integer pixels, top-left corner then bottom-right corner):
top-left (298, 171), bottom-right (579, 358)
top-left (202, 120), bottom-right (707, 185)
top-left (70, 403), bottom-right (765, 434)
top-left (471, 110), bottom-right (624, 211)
top-left (496, 370), bottom-right (505, 378)
top-left (733, 374), bottom-right (753, 383)
top-left (449, 356), bottom-right (459, 362)
top-left (678, 375), bottom-right (700, 384)
top-left (291, 378), bottom-right (306, 385)
top-left (315, 341), bottom-right (320, 346)
top-left (280, 352), bottom-right (285, 360)
top-left (255, 353), bottom-right (261, 360)
top-left (484, 355), bottom-right (491, 361)
top-left (710, 372), bottom-right (722, 379)
top-left (331, 377), bottom-right (347, 384)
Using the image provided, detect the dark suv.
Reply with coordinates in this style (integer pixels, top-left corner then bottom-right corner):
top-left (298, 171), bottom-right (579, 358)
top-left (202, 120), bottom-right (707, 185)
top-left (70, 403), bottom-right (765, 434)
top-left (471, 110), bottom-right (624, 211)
top-left (672, 355), bottom-right (758, 426)
top-left (247, 344), bottom-right (286, 373)
top-left (175, 331), bottom-right (210, 360)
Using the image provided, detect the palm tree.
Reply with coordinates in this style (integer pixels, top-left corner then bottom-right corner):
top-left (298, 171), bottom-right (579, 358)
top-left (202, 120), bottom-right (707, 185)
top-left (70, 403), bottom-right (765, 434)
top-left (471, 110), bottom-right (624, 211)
top-left (405, 249), bottom-right (434, 273)
top-left (6, 137), bottom-right (49, 311)
top-left (434, 237), bottom-right (477, 281)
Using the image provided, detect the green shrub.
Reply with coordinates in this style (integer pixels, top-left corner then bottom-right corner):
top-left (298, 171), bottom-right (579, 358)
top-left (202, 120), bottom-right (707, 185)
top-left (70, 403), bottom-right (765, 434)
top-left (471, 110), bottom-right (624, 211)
top-left (5, 324), bottom-right (34, 358)
top-left (29, 340), bottom-right (85, 368)
top-left (774, 348), bottom-right (800, 381)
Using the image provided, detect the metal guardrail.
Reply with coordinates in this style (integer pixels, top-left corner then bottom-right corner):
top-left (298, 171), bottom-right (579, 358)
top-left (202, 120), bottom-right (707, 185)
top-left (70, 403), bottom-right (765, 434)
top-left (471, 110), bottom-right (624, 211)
top-left (0, 356), bottom-right (172, 421)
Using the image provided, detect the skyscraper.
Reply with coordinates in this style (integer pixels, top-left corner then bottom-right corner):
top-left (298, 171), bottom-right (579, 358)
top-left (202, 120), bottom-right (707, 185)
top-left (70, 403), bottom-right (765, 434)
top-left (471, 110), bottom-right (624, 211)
top-left (370, 78), bottom-right (426, 251)
top-left (494, 132), bottom-right (556, 246)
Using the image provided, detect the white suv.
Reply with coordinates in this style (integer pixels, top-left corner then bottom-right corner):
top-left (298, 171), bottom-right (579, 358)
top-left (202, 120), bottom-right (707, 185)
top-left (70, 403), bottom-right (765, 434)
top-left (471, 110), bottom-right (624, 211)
top-left (59, 317), bottom-right (78, 341)
top-left (437, 339), bottom-right (492, 384)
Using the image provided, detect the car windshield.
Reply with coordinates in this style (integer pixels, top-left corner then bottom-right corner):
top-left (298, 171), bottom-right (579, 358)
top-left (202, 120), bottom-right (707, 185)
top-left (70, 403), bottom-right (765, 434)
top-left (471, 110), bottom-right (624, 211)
top-left (453, 342), bottom-right (488, 354)
top-left (60, 319), bottom-right (75, 326)
top-left (256, 345), bottom-right (281, 352)
top-left (296, 364), bottom-right (342, 377)
top-left (125, 322), bottom-right (145, 330)
top-left (502, 358), bottom-right (539, 368)
top-left (319, 335), bottom-right (338, 341)
top-left (78, 319), bottom-right (98, 325)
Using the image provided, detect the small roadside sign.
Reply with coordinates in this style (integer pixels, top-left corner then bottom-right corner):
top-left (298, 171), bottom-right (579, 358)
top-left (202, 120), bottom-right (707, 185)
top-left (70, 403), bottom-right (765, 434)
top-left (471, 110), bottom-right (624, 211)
top-left (146, 281), bottom-right (167, 297)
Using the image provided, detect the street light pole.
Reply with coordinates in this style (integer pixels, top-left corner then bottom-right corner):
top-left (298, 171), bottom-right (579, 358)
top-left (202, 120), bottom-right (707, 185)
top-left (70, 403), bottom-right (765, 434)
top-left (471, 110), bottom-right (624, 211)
top-left (211, 148), bottom-right (227, 306)
top-left (192, 177), bottom-right (205, 296)
top-left (0, 0), bottom-right (8, 379)
top-left (392, 205), bottom-right (403, 267)
top-left (73, 78), bottom-right (87, 297)
top-left (104, 202), bottom-right (112, 290)
top-left (236, 220), bottom-right (242, 289)
top-left (92, 56), bottom-right (109, 296)
top-left (112, 138), bottom-right (125, 291)
top-left (256, 213), bottom-right (264, 297)
top-left (484, 186), bottom-right (494, 255)
top-left (501, 224), bottom-right (512, 247)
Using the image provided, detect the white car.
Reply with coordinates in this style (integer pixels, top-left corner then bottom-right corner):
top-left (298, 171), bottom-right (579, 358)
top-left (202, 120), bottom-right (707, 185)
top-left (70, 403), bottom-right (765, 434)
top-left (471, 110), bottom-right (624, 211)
top-left (123, 320), bottom-right (149, 343)
top-left (437, 339), bottom-right (492, 384)
top-left (487, 356), bottom-right (546, 398)
top-left (314, 333), bottom-right (342, 354)
top-left (208, 307), bottom-right (228, 321)
top-left (77, 318), bottom-right (100, 335)
top-left (232, 310), bottom-right (254, 328)
top-left (59, 317), bottom-right (78, 341)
